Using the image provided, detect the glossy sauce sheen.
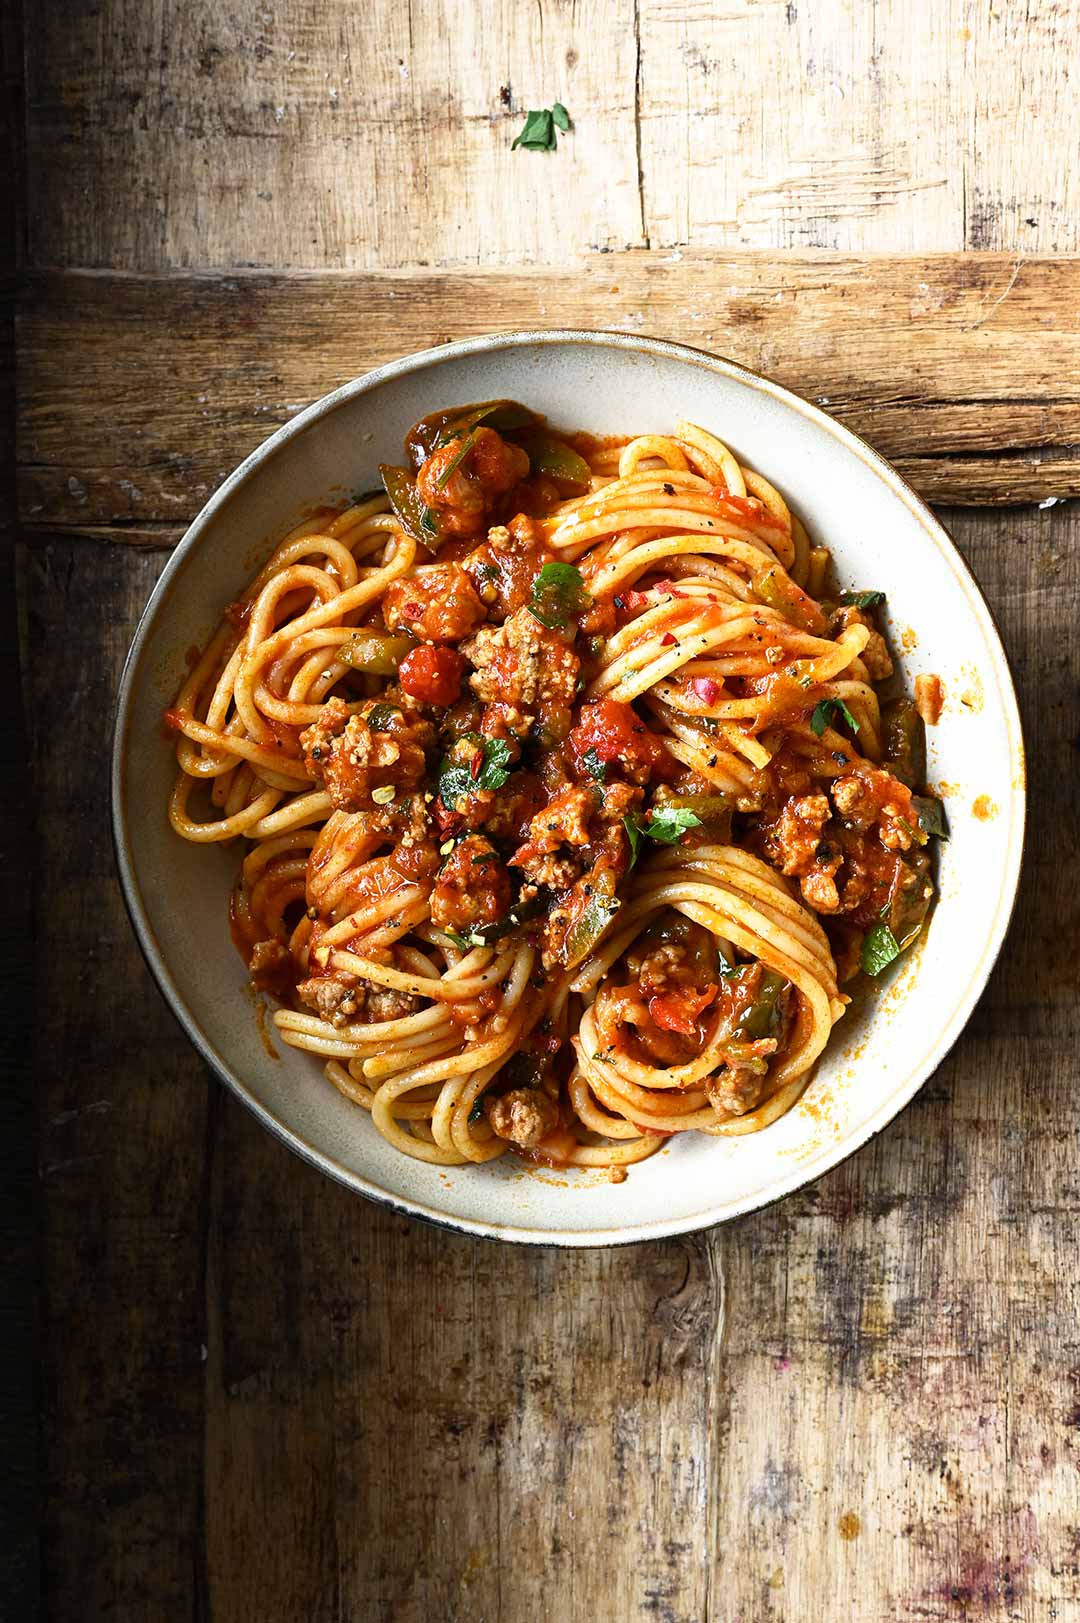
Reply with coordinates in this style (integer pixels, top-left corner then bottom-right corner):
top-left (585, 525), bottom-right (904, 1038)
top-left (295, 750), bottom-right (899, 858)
top-left (173, 401), bottom-right (939, 1170)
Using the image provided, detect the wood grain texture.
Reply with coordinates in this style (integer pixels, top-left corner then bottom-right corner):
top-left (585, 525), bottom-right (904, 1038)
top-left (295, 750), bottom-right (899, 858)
top-left (203, 1116), bottom-right (722, 1622)
top-left (0, 0), bottom-right (37, 1611)
top-left (28, 543), bottom-right (210, 1618)
top-left (23, 0), bottom-right (1080, 1617)
top-left (17, 254), bottom-right (1080, 540)
top-left (24, 0), bottom-right (1080, 269)
top-left (28, 504), bottom-right (1080, 1620)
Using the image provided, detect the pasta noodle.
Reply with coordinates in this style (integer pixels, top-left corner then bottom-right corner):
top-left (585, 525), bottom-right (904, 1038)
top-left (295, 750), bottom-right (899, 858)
top-left (165, 403), bottom-right (937, 1177)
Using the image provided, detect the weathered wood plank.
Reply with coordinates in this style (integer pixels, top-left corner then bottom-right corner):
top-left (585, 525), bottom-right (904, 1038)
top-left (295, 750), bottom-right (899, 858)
top-left (27, 540), bottom-right (211, 1618)
top-left (637, 0), bottom-right (1080, 257)
top-left (204, 1102), bottom-right (720, 1622)
top-left (17, 255), bottom-right (1080, 535)
top-left (0, 0), bottom-right (36, 1609)
top-left (24, 0), bottom-right (1080, 1616)
top-left (24, 0), bottom-right (1080, 269)
top-left (711, 503), bottom-right (1080, 1622)
top-left (24, 0), bottom-right (642, 270)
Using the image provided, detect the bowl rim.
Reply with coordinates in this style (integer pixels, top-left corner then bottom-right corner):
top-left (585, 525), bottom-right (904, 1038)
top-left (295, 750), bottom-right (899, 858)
top-left (112, 327), bottom-right (1026, 1246)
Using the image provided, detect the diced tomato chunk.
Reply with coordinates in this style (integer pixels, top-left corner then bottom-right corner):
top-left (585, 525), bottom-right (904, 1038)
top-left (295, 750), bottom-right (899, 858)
top-left (568, 698), bottom-right (679, 782)
top-left (647, 985), bottom-right (718, 1035)
top-left (398, 644), bottom-right (465, 707)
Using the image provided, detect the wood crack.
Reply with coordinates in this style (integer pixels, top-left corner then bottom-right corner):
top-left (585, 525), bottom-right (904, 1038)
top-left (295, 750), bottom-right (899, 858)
top-left (633, 0), bottom-right (650, 250)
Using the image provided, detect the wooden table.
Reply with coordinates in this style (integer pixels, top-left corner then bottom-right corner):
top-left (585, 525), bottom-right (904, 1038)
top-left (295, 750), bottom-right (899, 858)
top-left (17, 5), bottom-right (1080, 1618)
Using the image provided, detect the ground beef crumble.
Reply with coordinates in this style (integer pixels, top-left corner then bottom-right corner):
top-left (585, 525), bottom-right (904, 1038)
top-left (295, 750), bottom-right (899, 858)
top-left (300, 696), bottom-right (433, 813)
top-left (462, 607), bottom-right (580, 741)
top-left (485, 1087), bottom-right (560, 1148)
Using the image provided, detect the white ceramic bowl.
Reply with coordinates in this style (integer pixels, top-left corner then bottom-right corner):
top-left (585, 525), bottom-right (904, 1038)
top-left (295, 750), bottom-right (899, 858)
top-left (113, 332), bottom-right (1025, 1245)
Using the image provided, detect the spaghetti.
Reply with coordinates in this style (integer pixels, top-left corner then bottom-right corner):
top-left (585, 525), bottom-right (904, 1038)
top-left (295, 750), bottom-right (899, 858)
top-left (166, 402), bottom-right (939, 1175)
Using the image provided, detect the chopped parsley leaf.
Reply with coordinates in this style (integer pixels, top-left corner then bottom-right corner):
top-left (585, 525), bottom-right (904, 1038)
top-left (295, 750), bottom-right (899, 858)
top-left (528, 561), bottom-right (591, 629)
top-left (810, 697), bottom-right (860, 738)
top-left (644, 805), bottom-right (704, 844)
top-left (624, 805), bottom-right (703, 864)
top-left (582, 747), bottom-right (607, 783)
top-left (437, 737), bottom-right (513, 807)
top-left (512, 104), bottom-right (572, 151)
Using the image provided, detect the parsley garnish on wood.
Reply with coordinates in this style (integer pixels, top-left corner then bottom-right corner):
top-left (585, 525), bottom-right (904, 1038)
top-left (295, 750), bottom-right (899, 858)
top-left (511, 103), bottom-right (572, 152)
top-left (527, 562), bottom-right (591, 628)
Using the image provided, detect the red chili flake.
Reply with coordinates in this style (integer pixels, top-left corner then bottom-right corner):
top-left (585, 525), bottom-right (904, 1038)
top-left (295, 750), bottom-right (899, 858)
top-left (648, 984), bottom-right (719, 1034)
top-left (691, 677), bottom-right (721, 703)
top-left (621, 589), bottom-right (650, 612)
top-left (469, 750), bottom-right (483, 780)
top-left (432, 796), bottom-right (463, 836)
top-left (652, 577), bottom-right (687, 599)
top-left (661, 631), bottom-right (678, 646)
top-left (404, 601), bottom-right (422, 619)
